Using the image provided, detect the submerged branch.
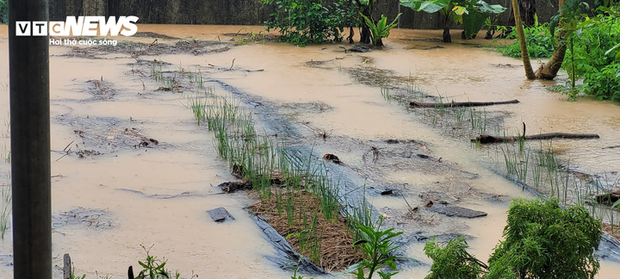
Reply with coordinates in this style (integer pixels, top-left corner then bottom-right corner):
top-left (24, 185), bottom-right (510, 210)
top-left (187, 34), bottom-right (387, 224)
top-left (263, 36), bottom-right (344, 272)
top-left (409, 99), bottom-right (519, 108)
top-left (471, 133), bottom-right (600, 144)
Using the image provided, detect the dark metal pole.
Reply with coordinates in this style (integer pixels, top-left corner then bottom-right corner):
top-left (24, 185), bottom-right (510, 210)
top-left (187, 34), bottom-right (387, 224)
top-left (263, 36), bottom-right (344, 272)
top-left (9, 0), bottom-right (52, 279)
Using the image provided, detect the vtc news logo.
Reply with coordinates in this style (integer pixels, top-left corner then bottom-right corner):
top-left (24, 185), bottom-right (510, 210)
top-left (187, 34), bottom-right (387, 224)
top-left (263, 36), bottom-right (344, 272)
top-left (16, 16), bottom-right (139, 36)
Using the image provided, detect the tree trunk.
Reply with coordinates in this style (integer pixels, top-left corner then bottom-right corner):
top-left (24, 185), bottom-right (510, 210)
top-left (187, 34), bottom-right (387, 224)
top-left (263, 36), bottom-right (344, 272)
top-left (360, 25), bottom-right (371, 44)
top-left (520, 0), bottom-right (537, 27)
top-left (442, 11), bottom-right (451, 43)
top-left (534, 0), bottom-right (566, 80)
top-left (512, 0), bottom-right (536, 79)
top-left (535, 42), bottom-right (567, 79)
top-left (347, 27), bottom-right (355, 44)
top-left (359, 1), bottom-right (372, 44)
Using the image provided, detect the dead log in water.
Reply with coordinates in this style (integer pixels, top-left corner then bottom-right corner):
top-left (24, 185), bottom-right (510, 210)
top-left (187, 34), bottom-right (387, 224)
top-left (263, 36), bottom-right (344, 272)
top-left (472, 133), bottom-right (600, 144)
top-left (409, 99), bottom-right (519, 108)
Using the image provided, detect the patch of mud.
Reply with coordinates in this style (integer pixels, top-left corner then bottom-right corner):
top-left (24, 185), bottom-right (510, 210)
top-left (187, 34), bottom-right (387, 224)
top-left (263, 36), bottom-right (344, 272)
top-left (493, 63), bottom-right (521, 68)
top-left (347, 66), bottom-right (400, 87)
top-left (116, 188), bottom-right (204, 199)
top-left (52, 207), bottom-right (113, 230)
top-left (406, 45), bottom-right (444, 50)
top-left (85, 79), bottom-right (116, 101)
top-left (58, 39), bottom-right (232, 59)
top-left (304, 59), bottom-right (336, 69)
top-left (279, 102), bottom-right (333, 116)
top-left (348, 45), bottom-right (373, 53)
top-left (400, 37), bottom-right (444, 43)
top-left (53, 115), bottom-right (165, 157)
top-left (132, 32), bottom-right (180, 40)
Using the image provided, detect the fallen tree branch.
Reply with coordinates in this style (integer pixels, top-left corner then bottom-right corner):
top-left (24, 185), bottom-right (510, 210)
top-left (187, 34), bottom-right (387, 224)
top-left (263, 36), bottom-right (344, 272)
top-left (471, 133), bottom-right (600, 144)
top-left (409, 99), bottom-right (519, 108)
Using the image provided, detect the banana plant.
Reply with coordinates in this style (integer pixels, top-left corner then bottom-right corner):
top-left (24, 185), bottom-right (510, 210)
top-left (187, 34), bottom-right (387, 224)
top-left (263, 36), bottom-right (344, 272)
top-left (359, 13), bottom-right (402, 47)
top-left (400, 0), bottom-right (505, 42)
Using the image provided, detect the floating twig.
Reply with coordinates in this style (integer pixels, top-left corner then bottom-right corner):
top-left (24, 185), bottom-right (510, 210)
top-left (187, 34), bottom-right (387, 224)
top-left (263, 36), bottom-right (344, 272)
top-left (229, 58), bottom-right (236, 70)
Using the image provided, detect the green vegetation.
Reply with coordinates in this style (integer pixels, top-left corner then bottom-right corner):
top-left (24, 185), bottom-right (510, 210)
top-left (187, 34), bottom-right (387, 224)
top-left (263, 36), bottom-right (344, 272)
top-left (133, 244), bottom-right (197, 279)
top-left (0, 184), bottom-right (10, 240)
top-left (359, 13), bottom-right (402, 47)
top-left (498, 3), bottom-right (620, 98)
top-left (424, 198), bottom-right (602, 279)
top-left (261, 0), bottom-right (355, 46)
top-left (185, 86), bottom-right (365, 270)
top-left (497, 19), bottom-right (555, 59)
top-left (563, 7), bottom-right (620, 100)
top-left (340, 217), bottom-right (407, 279)
top-left (400, 0), bottom-right (506, 42)
top-left (488, 198), bottom-right (601, 279)
top-left (424, 237), bottom-right (483, 279)
top-left (0, 0), bottom-right (7, 24)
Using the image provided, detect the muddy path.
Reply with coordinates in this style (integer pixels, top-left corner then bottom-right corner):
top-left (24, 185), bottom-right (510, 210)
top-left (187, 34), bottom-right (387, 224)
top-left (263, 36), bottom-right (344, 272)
top-left (0, 25), bottom-right (619, 278)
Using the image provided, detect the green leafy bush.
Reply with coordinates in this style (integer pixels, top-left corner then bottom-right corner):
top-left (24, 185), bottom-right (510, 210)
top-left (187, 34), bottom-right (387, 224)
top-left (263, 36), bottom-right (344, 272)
top-left (498, 21), bottom-right (555, 58)
top-left (423, 198), bottom-right (602, 279)
top-left (262, 0), bottom-right (355, 46)
top-left (487, 198), bottom-right (602, 279)
top-left (564, 9), bottom-right (620, 100)
top-left (424, 237), bottom-right (483, 279)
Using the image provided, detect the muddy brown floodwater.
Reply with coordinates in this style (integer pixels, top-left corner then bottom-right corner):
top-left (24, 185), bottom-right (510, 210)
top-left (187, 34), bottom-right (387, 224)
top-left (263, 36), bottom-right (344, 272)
top-left (0, 24), bottom-right (619, 278)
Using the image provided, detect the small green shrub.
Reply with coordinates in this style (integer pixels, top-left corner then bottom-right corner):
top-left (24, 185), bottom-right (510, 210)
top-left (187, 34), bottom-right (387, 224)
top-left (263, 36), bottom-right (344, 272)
top-left (340, 217), bottom-right (407, 279)
top-left (487, 198), bottom-right (601, 279)
top-left (261, 0), bottom-right (356, 46)
top-left (423, 198), bottom-right (602, 279)
top-left (424, 237), bottom-right (483, 279)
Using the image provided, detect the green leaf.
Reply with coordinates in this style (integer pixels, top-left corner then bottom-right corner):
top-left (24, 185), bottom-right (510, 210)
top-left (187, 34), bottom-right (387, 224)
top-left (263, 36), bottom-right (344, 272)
top-left (400, 0), bottom-right (449, 13)
top-left (335, 262), bottom-right (364, 276)
top-left (605, 43), bottom-right (620, 58)
top-left (475, 0), bottom-right (506, 14)
top-left (452, 5), bottom-right (467, 16)
top-left (463, 9), bottom-right (488, 39)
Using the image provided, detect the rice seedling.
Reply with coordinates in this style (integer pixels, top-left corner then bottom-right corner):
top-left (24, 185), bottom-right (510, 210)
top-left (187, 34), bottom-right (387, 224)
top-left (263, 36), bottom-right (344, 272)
top-left (150, 62), bottom-right (164, 82)
top-left (380, 87), bottom-right (392, 102)
top-left (0, 183), bottom-right (10, 240)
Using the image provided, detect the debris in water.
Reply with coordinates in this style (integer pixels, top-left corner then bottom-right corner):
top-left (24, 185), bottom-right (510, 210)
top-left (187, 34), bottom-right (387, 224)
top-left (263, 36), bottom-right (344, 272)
top-left (207, 207), bottom-right (235, 223)
top-left (427, 205), bottom-right (488, 218)
top-left (218, 181), bottom-right (253, 193)
top-left (323, 153), bottom-right (341, 164)
top-left (381, 189), bottom-right (393, 195)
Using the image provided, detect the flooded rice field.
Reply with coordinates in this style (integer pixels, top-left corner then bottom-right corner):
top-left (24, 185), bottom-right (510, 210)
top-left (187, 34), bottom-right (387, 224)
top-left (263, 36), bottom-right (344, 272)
top-left (0, 24), bottom-right (619, 278)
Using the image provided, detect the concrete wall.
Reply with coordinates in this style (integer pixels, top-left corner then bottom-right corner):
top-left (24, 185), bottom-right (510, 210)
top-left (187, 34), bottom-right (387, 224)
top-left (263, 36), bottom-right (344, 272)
top-left (49, 0), bottom-right (563, 29)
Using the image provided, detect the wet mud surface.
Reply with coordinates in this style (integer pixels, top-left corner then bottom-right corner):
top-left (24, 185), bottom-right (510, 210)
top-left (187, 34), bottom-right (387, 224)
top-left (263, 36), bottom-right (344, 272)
top-left (0, 25), bottom-right (619, 278)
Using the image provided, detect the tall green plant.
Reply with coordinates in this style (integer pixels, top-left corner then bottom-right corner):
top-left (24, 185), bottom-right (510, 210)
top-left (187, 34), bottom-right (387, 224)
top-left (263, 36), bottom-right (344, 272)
top-left (340, 217), bottom-right (406, 279)
top-left (358, 13), bottom-right (402, 47)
